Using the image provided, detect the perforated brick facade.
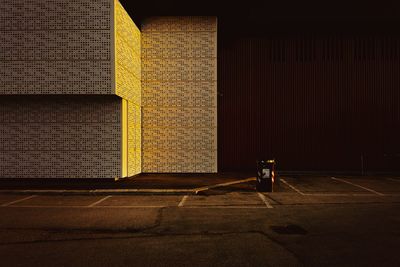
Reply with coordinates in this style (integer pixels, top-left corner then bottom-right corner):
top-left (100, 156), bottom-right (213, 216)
top-left (0, 0), bottom-right (113, 95)
top-left (0, 1), bottom-right (217, 178)
top-left (141, 17), bottom-right (217, 173)
top-left (0, 0), bottom-right (120, 178)
top-left (0, 96), bottom-right (121, 178)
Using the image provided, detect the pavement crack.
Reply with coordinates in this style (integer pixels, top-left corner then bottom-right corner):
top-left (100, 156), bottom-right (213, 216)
top-left (248, 230), bottom-right (305, 265)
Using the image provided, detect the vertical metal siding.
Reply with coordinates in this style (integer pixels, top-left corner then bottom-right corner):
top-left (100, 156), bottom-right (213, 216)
top-left (218, 34), bottom-right (400, 172)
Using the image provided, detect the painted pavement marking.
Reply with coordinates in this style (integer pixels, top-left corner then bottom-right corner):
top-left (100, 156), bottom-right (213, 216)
top-left (0, 205), bottom-right (166, 209)
top-left (280, 178), bottom-right (306, 195)
top-left (1, 195), bottom-right (37, 207)
top-left (183, 206), bottom-right (270, 209)
top-left (257, 192), bottom-right (273, 208)
top-left (331, 177), bottom-right (385, 196)
top-left (194, 177), bottom-right (256, 193)
top-left (88, 195), bottom-right (112, 207)
top-left (178, 195), bottom-right (189, 207)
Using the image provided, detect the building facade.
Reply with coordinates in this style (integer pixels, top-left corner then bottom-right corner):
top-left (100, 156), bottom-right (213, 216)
top-left (218, 34), bottom-right (400, 172)
top-left (141, 17), bottom-right (217, 173)
top-left (0, 0), bottom-right (217, 178)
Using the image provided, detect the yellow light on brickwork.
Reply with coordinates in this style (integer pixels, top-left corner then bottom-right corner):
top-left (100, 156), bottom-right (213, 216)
top-left (115, 0), bottom-right (142, 176)
top-left (115, 0), bottom-right (141, 103)
top-left (141, 17), bottom-right (217, 173)
top-left (121, 98), bottom-right (128, 178)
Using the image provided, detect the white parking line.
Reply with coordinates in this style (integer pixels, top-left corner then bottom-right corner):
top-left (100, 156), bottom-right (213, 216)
top-left (1, 195), bottom-right (37, 207)
top-left (0, 189), bottom-right (195, 194)
top-left (280, 178), bottom-right (305, 195)
top-left (183, 206), bottom-right (270, 209)
top-left (0, 205), bottom-right (166, 209)
top-left (88, 195), bottom-right (112, 207)
top-left (178, 195), bottom-right (189, 207)
top-left (303, 193), bottom-right (375, 196)
top-left (331, 177), bottom-right (385, 196)
top-left (257, 193), bottom-right (273, 208)
top-left (93, 189), bottom-right (193, 193)
top-left (194, 177), bottom-right (256, 193)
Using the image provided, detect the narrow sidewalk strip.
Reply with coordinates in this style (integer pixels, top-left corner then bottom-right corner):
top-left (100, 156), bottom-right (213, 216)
top-left (0, 178), bottom-right (257, 196)
top-left (0, 188), bottom-right (195, 195)
top-left (0, 205), bottom-right (166, 209)
top-left (1, 195), bottom-right (37, 207)
top-left (178, 195), bottom-right (189, 207)
top-left (92, 189), bottom-right (194, 193)
top-left (183, 206), bottom-right (270, 209)
top-left (331, 177), bottom-right (385, 196)
top-left (303, 193), bottom-right (374, 196)
top-left (281, 178), bottom-right (305, 195)
top-left (257, 192), bottom-right (273, 208)
top-left (88, 195), bottom-right (112, 207)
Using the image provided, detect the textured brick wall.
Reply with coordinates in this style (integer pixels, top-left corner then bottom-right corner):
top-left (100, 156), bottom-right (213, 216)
top-left (0, 0), bottom-right (113, 94)
top-left (114, 0), bottom-right (141, 176)
top-left (141, 17), bottom-right (217, 172)
top-left (0, 96), bottom-right (121, 178)
top-left (0, 2), bottom-right (217, 176)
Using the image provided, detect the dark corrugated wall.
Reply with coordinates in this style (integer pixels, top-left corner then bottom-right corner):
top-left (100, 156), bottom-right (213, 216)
top-left (218, 35), bottom-right (400, 172)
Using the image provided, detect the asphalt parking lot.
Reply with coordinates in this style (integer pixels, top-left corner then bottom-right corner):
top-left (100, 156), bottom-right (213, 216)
top-left (0, 175), bottom-right (400, 266)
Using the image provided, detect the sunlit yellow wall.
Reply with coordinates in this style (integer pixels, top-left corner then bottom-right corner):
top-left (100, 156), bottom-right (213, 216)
top-left (141, 17), bottom-right (217, 172)
top-left (121, 99), bottom-right (128, 178)
top-left (114, 0), bottom-right (141, 176)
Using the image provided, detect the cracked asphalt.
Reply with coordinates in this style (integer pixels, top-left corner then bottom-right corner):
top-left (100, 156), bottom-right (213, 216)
top-left (0, 176), bottom-right (400, 266)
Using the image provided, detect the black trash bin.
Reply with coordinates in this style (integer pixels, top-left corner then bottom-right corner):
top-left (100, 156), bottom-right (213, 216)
top-left (256, 159), bottom-right (276, 192)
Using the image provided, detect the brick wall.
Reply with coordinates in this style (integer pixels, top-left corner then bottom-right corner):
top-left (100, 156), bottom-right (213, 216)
top-left (0, 96), bottom-right (121, 178)
top-left (0, 0), bottom-right (113, 95)
top-left (141, 17), bottom-right (217, 172)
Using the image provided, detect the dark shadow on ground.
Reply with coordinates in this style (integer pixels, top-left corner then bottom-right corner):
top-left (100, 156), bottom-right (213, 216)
top-left (0, 172), bottom-right (255, 191)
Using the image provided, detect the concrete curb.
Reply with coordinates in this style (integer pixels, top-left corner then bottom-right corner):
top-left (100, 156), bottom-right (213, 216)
top-left (0, 189), bottom-right (196, 196)
top-left (0, 178), bottom-right (257, 196)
